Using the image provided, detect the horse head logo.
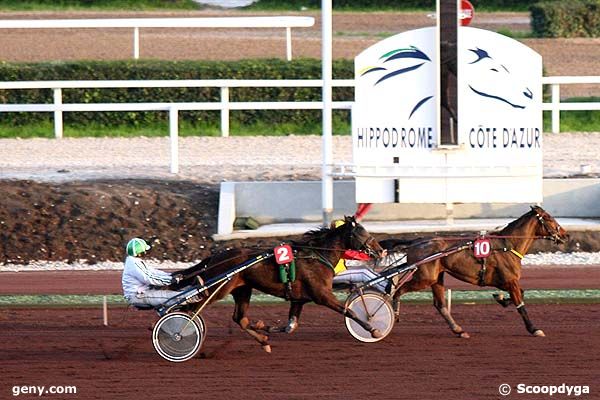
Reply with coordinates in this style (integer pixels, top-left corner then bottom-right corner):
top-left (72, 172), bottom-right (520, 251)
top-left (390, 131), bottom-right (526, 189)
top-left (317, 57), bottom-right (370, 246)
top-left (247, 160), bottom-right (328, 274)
top-left (358, 44), bottom-right (535, 119)
top-left (466, 47), bottom-right (534, 109)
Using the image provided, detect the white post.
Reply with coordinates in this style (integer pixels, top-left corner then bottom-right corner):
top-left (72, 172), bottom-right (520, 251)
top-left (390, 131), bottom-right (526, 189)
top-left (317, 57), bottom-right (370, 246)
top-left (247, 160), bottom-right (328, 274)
top-left (551, 83), bottom-right (560, 134)
top-left (286, 27), bottom-right (292, 61)
top-left (221, 86), bottom-right (230, 137)
top-left (445, 202), bottom-right (454, 224)
top-left (53, 88), bottom-right (63, 139)
top-left (321, 0), bottom-right (334, 226)
top-left (133, 27), bottom-right (140, 59)
top-left (447, 288), bottom-right (452, 314)
top-left (102, 296), bottom-right (108, 326)
top-left (169, 106), bottom-right (179, 174)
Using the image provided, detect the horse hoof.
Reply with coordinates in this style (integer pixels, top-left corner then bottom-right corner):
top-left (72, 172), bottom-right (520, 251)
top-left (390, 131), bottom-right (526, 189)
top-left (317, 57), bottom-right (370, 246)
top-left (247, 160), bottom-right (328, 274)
top-left (533, 329), bottom-right (546, 337)
top-left (457, 331), bottom-right (470, 339)
top-left (371, 329), bottom-right (383, 339)
top-left (262, 344), bottom-right (272, 353)
top-left (254, 320), bottom-right (266, 330)
top-left (285, 322), bottom-right (298, 334)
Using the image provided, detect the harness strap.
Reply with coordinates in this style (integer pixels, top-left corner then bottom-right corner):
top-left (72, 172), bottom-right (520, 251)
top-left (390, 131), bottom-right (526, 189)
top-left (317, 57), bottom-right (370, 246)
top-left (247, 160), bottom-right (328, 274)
top-left (510, 249), bottom-right (524, 259)
top-left (477, 257), bottom-right (487, 286)
top-left (306, 250), bottom-right (336, 272)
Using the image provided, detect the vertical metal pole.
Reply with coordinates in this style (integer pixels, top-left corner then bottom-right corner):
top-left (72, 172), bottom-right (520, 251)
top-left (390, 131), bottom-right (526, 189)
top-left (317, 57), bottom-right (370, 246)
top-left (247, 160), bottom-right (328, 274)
top-left (221, 86), bottom-right (230, 137)
top-left (134, 27), bottom-right (140, 59)
top-left (169, 107), bottom-right (179, 174)
top-left (435, 0), bottom-right (441, 146)
top-left (286, 27), bottom-right (292, 61)
top-left (321, 0), bottom-right (334, 226)
top-left (551, 83), bottom-right (560, 133)
top-left (53, 88), bottom-right (63, 139)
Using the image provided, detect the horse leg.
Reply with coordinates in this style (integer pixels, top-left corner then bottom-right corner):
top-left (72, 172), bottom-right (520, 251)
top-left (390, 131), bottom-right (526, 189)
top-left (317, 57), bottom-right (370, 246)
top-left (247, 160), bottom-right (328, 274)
top-left (231, 286), bottom-right (272, 352)
top-left (431, 280), bottom-right (470, 338)
top-left (506, 282), bottom-right (545, 337)
top-left (313, 291), bottom-right (382, 338)
top-left (393, 270), bottom-right (438, 322)
top-left (492, 292), bottom-right (511, 308)
top-left (493, 288), bottom-right (523, 308)
top-left (266, 301), bottom-right (306, 334)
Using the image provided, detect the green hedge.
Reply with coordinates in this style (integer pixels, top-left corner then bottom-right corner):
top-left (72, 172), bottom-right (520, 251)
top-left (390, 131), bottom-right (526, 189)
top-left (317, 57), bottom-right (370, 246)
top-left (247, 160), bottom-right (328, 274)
top-left (251, 0), bottom-right (538, 11)
top-left (0, 59), bottom-right (354, 128)
top-left (531, 0), bottom-right (600, 37)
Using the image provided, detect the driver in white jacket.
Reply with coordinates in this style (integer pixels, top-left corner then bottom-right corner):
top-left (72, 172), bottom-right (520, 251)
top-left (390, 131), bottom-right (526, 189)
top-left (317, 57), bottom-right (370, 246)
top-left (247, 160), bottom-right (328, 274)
top-left (122, 238), bottom-right (188, 307)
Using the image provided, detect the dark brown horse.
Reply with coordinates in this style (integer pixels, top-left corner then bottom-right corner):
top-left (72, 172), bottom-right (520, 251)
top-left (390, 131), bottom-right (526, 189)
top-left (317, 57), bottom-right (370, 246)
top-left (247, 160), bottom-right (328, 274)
top-left (381, 206), bottom-right (568, 338)
top-left (172, 216), bottom-right (385, 352)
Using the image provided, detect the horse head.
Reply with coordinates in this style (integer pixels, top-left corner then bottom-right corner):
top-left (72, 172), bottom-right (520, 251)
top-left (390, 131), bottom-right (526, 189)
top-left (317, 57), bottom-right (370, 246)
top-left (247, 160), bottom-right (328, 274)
top-left (335, 215), bottom-right (385, 258)
top-left (530, 205), bottom-right (569, 244)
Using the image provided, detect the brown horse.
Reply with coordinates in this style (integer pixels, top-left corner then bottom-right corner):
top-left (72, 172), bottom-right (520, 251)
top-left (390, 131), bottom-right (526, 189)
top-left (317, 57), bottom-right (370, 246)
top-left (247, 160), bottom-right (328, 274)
top-left (381, 206), bottom-right (568, 338)
top-left (171, 216), bottom-right (385, 352)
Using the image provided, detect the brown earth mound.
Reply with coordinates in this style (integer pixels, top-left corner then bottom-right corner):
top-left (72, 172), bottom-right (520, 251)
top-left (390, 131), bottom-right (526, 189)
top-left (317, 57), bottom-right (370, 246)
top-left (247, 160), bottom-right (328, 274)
top-left (0, 179), bottom-right (596, 265)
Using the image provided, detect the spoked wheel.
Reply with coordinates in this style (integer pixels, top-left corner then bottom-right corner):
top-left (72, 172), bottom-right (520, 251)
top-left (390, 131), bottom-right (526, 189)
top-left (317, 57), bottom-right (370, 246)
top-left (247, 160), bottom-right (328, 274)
top-left (191, 313), bottom-right (207, 347)
top-left (152, 312), bottom-right (204, 362)
top-left (344, 291), bottom-right (395, 343)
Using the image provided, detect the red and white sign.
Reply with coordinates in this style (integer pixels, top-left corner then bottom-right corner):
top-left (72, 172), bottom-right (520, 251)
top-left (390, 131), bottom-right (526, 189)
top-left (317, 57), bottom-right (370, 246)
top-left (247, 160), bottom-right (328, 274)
top-left (274, 244), bottom-right (294, 264)
top-left (473, 238), bottom-right (491, 258)
top-left (460, 0), bottom-right (474, 26)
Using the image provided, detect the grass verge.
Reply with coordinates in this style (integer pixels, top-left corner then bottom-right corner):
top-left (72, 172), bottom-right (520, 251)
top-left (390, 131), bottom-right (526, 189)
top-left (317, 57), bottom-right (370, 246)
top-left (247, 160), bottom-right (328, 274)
top-left (544, 98), bottom-right (600, 133)
top-left (0, 112), bottom-right (353, 138)
top-left (2, 289), bottom-right (599, 307)
top-left (1, 106), bottom-right (598, 138)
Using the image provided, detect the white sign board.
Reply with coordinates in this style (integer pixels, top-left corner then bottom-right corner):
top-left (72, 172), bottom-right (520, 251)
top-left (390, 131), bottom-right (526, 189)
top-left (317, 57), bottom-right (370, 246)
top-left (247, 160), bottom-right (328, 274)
top-left (352, 27), bottom-right (542, 204)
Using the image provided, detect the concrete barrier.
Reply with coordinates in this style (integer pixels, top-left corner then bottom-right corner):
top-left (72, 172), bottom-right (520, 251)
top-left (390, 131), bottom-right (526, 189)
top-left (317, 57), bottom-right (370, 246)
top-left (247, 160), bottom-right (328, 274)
top-left (217, 178), bottom-right (600, 236)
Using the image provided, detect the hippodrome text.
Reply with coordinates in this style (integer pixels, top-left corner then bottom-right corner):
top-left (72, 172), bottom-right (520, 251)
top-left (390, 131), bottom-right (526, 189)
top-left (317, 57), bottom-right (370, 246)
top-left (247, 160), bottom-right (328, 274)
top-left (355, 127), bottom-right (541, 149)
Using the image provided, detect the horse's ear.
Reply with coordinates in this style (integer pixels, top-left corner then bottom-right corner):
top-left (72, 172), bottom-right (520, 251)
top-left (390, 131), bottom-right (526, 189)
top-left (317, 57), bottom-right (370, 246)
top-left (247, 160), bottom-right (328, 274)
top-left (346, 215), bottom-right (357, 226)
top-left (530, 205), bottom-right (543, 213)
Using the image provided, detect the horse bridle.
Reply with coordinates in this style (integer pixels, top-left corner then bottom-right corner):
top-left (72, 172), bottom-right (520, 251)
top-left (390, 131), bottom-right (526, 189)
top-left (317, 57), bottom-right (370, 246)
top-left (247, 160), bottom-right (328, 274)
top-left (349, 225), bottom-right (380, 258)
top-left (534, 212), bottom-right (564, 244)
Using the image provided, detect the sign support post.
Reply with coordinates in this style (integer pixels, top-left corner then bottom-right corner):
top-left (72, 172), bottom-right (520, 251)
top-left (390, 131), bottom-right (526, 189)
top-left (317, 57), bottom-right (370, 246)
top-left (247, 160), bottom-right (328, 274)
top-left (321, 0), bottom-right (333, 226)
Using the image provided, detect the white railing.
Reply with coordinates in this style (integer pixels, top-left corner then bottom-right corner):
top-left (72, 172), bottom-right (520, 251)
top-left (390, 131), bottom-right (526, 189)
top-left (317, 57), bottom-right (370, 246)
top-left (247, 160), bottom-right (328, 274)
top-left (542, 76), bottom-right (600, 133)
top-left (0, 17), bottom-right (315, 61)
top-left (0, 79), bottom-right (353, 173)
top-left (0, 77), bottom-right (597, 172)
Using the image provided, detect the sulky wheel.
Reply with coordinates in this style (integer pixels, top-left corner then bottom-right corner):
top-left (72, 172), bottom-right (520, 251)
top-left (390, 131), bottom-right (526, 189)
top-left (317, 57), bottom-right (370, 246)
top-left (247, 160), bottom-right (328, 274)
top-left (191, 313), bottom-right (207, 347)
top-left (344, 291), bottom-right (395, 343)
top-left (152, 312), bottom-right (204, 362)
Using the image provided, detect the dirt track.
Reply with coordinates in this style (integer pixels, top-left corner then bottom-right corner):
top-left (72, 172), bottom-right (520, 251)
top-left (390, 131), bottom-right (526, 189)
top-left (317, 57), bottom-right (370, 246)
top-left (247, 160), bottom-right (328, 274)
top-left (1, 303), bottom-right (598, 400)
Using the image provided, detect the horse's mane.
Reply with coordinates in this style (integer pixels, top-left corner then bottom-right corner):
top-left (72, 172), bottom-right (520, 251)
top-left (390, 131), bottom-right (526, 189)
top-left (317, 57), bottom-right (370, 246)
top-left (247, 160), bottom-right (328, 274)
top-left (299, 225), bottom-right (337, 246)
top-left (495, 208), bottom-right (536, 235)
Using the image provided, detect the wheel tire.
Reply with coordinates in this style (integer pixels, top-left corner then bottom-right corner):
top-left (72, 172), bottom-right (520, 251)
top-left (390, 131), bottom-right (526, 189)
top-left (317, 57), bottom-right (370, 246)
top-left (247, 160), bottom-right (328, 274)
top-left (344, 292), bottom-right (395, 343)
top-left (191, 314), bottom-right (207, 347)
top-left (152, 312), bottom-right (203, 362)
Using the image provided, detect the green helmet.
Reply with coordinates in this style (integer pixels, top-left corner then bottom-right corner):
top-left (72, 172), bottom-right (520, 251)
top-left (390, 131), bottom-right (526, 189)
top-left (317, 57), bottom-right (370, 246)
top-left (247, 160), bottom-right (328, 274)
top-left (126, 238), bottom-right (150, 257)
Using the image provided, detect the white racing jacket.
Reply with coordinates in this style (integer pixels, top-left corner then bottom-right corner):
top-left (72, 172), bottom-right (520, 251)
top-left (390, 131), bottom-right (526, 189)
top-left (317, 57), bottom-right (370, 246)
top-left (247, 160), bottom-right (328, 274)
top-left (122, 255), bottom-right (173, 300)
